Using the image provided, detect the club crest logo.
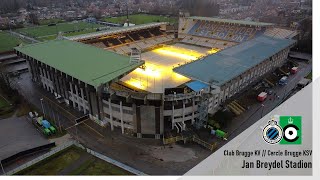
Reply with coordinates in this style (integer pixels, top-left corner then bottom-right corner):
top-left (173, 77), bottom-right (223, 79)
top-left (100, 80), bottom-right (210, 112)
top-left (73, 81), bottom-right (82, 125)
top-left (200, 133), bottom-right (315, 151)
top-left (262, 119), bottom-right (283, 144)
top-left (262, 116), bottom-right (302, 145)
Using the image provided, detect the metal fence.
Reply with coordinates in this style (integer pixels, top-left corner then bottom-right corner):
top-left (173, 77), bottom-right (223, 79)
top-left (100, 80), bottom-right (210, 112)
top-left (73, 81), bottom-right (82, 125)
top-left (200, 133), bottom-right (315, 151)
top-left (4, 140), bottom-right (146, 176)
top-left (163, 136), bottom-right (184, 145)
top-left (192, 136), bottom-right (217, 151)
top-left (163, 135), bottom-right (217, 151)
top-left (5, 141), bottom-right (75, 175)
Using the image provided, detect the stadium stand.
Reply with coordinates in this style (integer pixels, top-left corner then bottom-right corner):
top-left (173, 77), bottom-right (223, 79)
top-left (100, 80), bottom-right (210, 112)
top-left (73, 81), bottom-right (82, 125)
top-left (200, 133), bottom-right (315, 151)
top-left (107, 38), bottom-right (122, 46)
top-left (140, 31), bottom-right (152, 38)
top-left (187, 20), bottom-right (266, 43)
top-left (180, 35), bottom-right (237, 49)
top-left (129, 33), bottom-right (141, 41)
top-left (92, 42), bottom-right (107, 49)
top-left (264, 27), bottom-right (298, 39)
top-left (174, 35), bottom-right (295, 86)
top-left (109, 33), bottom-right (175, 55)
top-left (149, 28), bottom-right (163, 36)
top-left (179, 18), bottom-right (197, 34)
top-left (102, 40), bottom-right (110, 47)
top-left (84, 26), bottom-right (174, 54)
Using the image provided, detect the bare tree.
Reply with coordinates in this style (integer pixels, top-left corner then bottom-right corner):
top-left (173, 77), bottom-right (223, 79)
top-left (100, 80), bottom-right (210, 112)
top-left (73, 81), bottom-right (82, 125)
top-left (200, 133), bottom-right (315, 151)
top-left (176, 0), bottom-right (220, 17)
top-left (0, 62), bottom-right (11, 91)
top-left (29, 13), bottom-right (39, 25)
top-left (0, 60), bottom-right (22, 91)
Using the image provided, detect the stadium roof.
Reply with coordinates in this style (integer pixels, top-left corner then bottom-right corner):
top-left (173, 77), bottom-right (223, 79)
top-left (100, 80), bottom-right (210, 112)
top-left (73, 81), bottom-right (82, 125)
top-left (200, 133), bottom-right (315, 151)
top-left (15, 40), bottom-right (144, 88)
top-left (66, 22), bottom-right (168, 41)
top-left (174, 35), bottom-right (295, 86)
top-left (187, 16), bottom-right (274, 27)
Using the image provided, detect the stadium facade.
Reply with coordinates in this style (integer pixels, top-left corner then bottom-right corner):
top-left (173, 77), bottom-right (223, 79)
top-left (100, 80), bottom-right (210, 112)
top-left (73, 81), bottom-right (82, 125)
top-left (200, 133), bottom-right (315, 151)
top-left (15, 15), bottom-right (297, 139)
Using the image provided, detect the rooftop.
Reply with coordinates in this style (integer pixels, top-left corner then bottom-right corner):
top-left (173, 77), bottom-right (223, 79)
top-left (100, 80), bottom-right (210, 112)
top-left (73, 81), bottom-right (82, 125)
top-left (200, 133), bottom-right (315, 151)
top-left (186, 81), bottom-right (209, 92)
top-left (15, 40), bottom-right (143, 88)
top-left (187, 16), bottom-right (274, 27)
top-left (174, 35), bottom-right (295, 86)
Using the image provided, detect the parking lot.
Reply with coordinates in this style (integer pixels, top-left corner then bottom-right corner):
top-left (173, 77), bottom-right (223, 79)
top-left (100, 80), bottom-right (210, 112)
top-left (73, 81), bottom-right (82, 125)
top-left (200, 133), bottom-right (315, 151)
top-left (0, 115), bottom-right (49, 172)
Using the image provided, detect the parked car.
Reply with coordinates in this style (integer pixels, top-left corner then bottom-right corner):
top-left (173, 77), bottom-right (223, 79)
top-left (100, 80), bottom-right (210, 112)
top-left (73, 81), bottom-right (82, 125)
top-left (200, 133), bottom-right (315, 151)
top-left (265, 89), bottom-right (273, 95)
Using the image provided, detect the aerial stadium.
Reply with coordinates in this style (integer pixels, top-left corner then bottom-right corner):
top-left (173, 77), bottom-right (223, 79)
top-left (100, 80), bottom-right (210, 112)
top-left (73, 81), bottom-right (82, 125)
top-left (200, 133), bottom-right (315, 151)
top-left (14, 13), bottom-right (298, 139)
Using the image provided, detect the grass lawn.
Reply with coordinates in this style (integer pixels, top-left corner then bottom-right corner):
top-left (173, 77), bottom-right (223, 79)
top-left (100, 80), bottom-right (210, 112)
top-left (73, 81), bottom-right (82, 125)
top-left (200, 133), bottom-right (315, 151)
top-left (70, 158), bottom-right (132, 175)
top-left (37, 28), bottom-right (100, 41)
top-left (39, 18), bottom-right (66, 25)
top-left (0, 31), bottom-right (27, 53)
top-left (64, 28), bottom-right (99, 37)
top-left (0, 93), bottom-right (14, 118)
top-left (15, 22), bottom-right (103, 41)
top-left (104, 14), bottom-right (177, 25)
top-left (0, 96), bottom-right (9, 109)
top-left (306, 71), bottom-right (312, 80)
top-left (16, 146), bottom-right (132, 175)
top-left (16, 146), bottom-right (83, 175)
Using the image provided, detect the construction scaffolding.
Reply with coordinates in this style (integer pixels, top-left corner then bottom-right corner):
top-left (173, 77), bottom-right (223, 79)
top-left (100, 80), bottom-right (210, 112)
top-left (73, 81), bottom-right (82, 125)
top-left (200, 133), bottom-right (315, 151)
top-left (194, 93), bottom-right (210, 129)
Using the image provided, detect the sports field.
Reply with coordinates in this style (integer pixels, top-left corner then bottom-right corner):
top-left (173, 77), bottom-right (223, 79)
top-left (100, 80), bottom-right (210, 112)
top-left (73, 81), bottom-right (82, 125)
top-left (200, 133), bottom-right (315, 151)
top-left (16, 146), bottom-right (132, 175)
top-left (104, 14), bottom-right (177, 25)
top-left (39, 18), bottom-right (65, 25)
top-left (0, 31), bottom-right (26, 52)
top-left (15, 22), bottom-right (103, 41)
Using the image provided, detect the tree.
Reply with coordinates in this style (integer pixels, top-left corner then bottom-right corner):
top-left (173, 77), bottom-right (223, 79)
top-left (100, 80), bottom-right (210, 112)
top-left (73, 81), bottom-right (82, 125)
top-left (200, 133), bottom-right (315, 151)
top-left (29, 13), bottom-right (39, 25)
top-left (176, 0), bottom-right (220, 17)
top-left (0, 0), bottom-right (25, 13)
top-left (296, 18), bottom-right (312, 53)
top-left (93, 10), bottom-right (102, 19)
top-left (0, 62), bottom-right (16, 96)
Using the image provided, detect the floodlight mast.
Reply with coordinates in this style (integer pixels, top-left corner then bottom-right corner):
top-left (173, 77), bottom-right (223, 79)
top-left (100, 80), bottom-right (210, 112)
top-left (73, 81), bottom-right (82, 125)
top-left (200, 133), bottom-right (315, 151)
top-left (126, 0), bottom-right (129, 27)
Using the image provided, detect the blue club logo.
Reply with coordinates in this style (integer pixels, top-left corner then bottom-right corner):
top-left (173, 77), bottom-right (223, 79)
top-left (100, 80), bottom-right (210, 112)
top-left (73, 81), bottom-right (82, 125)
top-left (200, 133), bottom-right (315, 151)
top-left (262, 119), bottom-right (283, 144)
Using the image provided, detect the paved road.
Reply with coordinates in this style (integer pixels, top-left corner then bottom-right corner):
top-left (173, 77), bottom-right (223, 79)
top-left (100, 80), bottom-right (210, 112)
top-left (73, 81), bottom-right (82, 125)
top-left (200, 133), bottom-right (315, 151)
top-left (0, 115), bottom-right (50, 174)
top-left (0, 116), bottom-right (49, 160)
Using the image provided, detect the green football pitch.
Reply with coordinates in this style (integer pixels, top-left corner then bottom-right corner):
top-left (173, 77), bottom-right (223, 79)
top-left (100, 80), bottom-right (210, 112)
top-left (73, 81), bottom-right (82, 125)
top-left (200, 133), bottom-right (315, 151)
top-left (0, 31), bottom-right (27, 52)
top-left (104, 14), bottom-right (177, 25)
top-left (15, 22), bottom-right (103, 41)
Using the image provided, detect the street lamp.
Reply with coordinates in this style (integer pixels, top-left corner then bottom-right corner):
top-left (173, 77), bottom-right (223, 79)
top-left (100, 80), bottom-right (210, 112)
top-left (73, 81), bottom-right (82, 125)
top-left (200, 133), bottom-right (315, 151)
top-left (40, 98), bottom-right (45, 117)
top-left (260, 104), bottom-right (265, 118)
